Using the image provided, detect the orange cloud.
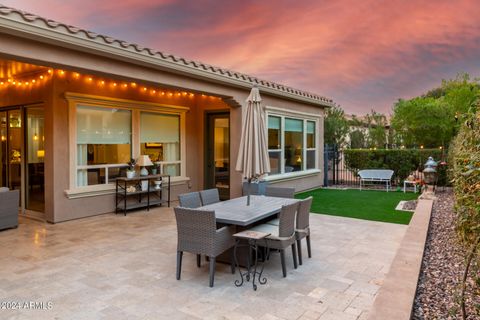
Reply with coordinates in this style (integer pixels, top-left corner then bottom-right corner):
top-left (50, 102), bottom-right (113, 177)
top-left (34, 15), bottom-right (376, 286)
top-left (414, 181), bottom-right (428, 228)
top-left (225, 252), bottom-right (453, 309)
top-left (3, 0), bottom-right (480, 113)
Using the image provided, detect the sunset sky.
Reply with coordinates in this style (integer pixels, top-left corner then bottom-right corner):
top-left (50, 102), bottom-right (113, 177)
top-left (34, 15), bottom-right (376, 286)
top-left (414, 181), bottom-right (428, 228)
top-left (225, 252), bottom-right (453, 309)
top-left (3, 0), bottom-right (480, 114)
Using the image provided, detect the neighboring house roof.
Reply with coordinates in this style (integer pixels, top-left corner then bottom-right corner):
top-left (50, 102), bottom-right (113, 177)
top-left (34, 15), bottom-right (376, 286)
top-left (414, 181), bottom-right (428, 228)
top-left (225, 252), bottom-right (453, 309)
top-left (0, 5), bottom-right (334, 107)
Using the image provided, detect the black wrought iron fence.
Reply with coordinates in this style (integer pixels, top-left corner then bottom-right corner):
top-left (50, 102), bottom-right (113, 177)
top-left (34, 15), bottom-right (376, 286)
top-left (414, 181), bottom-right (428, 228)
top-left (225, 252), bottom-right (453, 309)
top-left (323, 144), bottom-right (434, 188)
top-left (324, 144), bottom-right (360, 187)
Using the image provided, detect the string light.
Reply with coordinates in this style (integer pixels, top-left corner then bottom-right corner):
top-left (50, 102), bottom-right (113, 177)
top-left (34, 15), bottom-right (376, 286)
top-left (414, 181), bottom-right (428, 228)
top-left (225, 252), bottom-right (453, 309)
top-left (0, 69), bottom-right (216, 102)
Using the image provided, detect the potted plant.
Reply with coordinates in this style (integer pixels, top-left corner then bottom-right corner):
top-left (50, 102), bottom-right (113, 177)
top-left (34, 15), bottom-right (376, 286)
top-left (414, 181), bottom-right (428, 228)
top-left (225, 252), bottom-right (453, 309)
top-left (126, 158), bottom-right (136, 179)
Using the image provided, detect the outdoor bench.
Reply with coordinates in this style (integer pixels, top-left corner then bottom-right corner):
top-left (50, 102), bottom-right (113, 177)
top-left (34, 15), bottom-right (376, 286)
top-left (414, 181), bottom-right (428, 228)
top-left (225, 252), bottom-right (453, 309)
top-left (358, 169), bottom-right (394, 192)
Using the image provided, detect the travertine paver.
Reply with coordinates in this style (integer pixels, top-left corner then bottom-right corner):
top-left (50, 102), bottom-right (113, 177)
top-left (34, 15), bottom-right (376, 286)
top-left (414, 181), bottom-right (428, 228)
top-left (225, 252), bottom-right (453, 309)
top-left (0, 206), bottom-right (407, 320)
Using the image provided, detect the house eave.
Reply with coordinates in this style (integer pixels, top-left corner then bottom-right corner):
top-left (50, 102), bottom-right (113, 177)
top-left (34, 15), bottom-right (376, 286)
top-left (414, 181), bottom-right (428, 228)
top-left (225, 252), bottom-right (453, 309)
top-left (0, 13), bottom-right (334, 108)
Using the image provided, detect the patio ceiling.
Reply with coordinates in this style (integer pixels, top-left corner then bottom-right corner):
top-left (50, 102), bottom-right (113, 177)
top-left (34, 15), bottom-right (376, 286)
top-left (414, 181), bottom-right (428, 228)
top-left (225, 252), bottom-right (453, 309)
top-left (0, 59), bottom-right (47, 80)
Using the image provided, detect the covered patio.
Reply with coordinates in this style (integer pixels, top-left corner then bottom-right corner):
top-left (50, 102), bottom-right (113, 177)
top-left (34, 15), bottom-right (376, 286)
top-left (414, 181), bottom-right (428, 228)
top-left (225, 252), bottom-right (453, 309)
top-left (0, 208), bottom-right (406, 320)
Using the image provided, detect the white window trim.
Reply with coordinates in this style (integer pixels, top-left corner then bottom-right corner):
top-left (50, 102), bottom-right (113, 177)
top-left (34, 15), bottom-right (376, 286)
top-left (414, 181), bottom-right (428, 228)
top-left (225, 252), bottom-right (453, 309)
top-left (265, 105), bottom-right (321, 179)
top-left (66, 92), bottom-right (189, 193)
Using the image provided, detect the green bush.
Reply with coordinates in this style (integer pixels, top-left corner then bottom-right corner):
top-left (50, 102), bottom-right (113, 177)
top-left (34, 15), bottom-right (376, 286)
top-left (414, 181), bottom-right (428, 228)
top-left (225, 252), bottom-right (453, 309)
top-left (450, 109), bottom-right (480, 317)
top-left (344, 149), bottom-right (446, 183)
top-left (451, 111), bottom-right (480, 243)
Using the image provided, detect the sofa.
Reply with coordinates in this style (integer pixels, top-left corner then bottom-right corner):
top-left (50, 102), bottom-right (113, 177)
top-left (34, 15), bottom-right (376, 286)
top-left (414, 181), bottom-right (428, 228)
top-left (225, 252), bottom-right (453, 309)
top-left (0, 187), bottom-right (19, 230)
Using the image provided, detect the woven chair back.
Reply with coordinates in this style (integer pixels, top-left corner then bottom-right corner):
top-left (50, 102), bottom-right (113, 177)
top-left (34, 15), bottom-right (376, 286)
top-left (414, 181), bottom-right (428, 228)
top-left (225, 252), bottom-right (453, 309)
top-left (178, 192), bottom-right (202, 208)
top-left (199, 188), bottom-right (220, 206)
top-left (265, 186), bottom-right (295, 199)
top-left (174, 207), bottom-right (217, 254)
top-left (278, 202), bottom-right (299, 237)
top-left (296, 197), bottom-right (313, 230)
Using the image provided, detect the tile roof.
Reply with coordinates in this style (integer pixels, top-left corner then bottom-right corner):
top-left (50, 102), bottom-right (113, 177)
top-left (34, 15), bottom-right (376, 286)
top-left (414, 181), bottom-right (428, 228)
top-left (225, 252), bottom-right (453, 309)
top-left (0, 5), bottom-right (333, 106)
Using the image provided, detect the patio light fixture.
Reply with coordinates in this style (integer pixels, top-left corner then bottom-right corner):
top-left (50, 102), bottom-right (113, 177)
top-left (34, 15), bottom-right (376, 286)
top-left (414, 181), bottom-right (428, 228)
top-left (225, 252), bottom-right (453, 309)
top-left (423, 156), bottom-right (438, 186)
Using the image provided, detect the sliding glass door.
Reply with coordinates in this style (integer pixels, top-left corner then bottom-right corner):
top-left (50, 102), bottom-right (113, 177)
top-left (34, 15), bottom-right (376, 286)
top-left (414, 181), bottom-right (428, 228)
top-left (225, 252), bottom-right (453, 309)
top-left (8, 109), bottom-right (22, 206)
top-left (0, 106), bottom-right (45, 214)
top-left (25, 107), bottom-right (45, 212)
top-left (0, 111), bottom-right (7, 188)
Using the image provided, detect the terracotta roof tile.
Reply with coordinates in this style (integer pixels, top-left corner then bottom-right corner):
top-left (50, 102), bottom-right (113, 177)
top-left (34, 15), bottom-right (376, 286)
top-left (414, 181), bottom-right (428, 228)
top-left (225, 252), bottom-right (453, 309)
top-left (0, 4), bottom-right (333, 105)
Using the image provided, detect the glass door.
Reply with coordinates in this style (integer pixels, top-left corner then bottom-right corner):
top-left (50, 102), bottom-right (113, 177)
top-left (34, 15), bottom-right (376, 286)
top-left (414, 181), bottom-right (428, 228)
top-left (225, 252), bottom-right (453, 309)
top-left (8, 109), bottom-right (22, 206)
top-left (205, 112), bottom-right (230, 200)
top-left (0, 111), bottom-right (6, 188)
top-left (25, 107), bottom-right (45, 212)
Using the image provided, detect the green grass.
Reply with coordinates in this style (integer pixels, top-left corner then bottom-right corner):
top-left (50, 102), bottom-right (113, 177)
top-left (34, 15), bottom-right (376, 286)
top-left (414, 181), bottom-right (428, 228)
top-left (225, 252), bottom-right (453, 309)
top-left (295, 188), bottom-right (419, 225)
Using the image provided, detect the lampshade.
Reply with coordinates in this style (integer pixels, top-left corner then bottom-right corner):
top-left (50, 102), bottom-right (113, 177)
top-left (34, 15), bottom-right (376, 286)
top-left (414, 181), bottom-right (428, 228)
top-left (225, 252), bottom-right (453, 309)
top-left (37, 150), bottom-right (45, 158)
top-left (136, 155), bottom-right (153, 166)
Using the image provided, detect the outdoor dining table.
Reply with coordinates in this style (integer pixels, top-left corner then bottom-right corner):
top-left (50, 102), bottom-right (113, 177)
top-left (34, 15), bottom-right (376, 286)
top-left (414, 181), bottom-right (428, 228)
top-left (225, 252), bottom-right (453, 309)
top-left (198, 195), bottom-right (299, 226)
top-left (198, 195), bottom-right (300, 290)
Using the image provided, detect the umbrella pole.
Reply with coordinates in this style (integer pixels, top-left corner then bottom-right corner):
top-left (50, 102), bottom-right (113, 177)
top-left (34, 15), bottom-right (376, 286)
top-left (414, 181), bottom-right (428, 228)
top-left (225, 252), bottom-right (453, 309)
top-left (247, 178), bottom-right (251, 206)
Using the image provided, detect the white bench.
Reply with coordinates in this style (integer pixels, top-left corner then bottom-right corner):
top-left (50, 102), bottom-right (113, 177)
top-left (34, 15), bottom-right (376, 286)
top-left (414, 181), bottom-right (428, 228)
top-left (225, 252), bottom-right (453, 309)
top-left (358, 169), bottom-right (394, 192)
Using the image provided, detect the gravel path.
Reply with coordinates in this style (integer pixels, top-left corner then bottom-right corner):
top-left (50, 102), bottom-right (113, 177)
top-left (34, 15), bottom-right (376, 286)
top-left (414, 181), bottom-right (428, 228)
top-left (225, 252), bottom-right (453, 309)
top-left (413, 189), bottom-right (480, 319)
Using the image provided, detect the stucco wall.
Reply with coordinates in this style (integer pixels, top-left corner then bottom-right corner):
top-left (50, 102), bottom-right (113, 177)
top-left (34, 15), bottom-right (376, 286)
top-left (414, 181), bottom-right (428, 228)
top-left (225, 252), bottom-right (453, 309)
top-left (0, 32), bottom-right (327, 223)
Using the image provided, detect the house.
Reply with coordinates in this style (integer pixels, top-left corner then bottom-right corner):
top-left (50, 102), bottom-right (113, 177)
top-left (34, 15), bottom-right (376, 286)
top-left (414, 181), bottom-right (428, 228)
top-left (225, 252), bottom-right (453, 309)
top-left (345, 113), bottom-right (391, 149)
top-left (0, 5), bottom-right (333, 223)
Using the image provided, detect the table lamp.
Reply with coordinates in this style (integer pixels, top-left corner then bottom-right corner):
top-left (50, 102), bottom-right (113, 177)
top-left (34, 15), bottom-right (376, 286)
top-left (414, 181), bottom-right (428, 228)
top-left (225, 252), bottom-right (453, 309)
top-left (136, 155), bottom-right (153, 176)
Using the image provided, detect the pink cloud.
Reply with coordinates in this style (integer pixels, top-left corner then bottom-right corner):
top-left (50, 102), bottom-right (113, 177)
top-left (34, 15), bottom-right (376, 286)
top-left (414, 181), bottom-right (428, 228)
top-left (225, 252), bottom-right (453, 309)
top-left (3, 0), bottom-right (480, 113)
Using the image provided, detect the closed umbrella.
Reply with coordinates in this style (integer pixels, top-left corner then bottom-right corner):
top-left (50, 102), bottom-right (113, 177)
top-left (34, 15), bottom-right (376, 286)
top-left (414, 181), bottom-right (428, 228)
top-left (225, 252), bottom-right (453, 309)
top-left (235, 85), bottom-right (271, 205)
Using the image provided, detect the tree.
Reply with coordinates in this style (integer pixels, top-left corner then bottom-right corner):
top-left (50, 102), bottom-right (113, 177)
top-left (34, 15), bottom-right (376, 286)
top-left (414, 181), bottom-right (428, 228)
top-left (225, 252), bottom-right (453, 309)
top-left (390, 73), bottom-right (480, 148)
top-left (349, 129), bottom-right (367, 148)
top-left (324, 104), bottom-right (349, 147)
top-left (365, 110), bottom-right (387, 148)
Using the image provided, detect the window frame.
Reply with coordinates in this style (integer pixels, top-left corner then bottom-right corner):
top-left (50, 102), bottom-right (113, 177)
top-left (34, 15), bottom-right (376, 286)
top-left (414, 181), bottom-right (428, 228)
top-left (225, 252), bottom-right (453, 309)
top-left (266, 106), bottom-right (321, 178)
top-left (67, 92), bottom-right (188, 190)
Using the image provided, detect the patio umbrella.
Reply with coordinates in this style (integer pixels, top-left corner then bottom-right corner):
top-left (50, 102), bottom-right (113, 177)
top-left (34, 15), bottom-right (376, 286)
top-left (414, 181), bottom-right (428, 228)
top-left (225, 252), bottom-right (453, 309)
top-left (235, 85), bottom-right (271, 205)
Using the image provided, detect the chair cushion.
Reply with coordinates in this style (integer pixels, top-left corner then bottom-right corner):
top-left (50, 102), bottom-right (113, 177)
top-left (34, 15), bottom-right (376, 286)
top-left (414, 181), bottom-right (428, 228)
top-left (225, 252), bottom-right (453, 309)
top-left (0, 187), bottom-right (9, 193)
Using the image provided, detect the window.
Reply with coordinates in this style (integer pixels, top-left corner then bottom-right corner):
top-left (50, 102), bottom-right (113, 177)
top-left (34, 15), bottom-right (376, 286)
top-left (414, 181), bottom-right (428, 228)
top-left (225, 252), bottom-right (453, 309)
top-left (267, 114), bottom-right (318, 175)
top-left (76, 106), bottom-right (131, 186)
top-left (268, 116), bottom-right (281, 174)
top-left (284, 118), bottom-right (303, 172)
top-left (140, 112), bottom-right (180, 176)
top-left (306, 121), bottom-right (316, 169)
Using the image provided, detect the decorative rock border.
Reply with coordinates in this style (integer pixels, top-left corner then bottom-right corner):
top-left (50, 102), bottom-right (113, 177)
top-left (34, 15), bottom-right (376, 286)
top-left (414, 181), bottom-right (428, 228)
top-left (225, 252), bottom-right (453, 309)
top-left (368, 197), bottom-right (434, 319)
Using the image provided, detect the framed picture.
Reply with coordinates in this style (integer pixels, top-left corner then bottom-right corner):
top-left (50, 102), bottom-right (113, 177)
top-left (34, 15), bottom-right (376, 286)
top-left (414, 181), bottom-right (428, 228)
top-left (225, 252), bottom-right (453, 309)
top-left (145, 143), bottom-right (162, 148)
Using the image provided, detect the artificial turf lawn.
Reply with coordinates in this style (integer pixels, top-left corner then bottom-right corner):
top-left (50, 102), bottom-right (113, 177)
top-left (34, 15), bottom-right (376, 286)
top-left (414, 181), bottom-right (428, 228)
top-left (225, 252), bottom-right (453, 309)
top-left (295, 188), bottom-right (419, 225)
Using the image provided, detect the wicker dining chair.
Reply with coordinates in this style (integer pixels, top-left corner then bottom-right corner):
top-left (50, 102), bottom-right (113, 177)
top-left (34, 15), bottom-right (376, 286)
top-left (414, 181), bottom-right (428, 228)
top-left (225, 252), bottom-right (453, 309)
top-left (249, 202), bottom-right (299, 277)
top-left (265, 186), bottom-right (295, 199)
top-left (174, 207), bottom-right (235, 287)
top-left (266, 197), bottom-right (313, 265)
top-left (295, 197), bottom-right (313, 265)
top-left (199, 188), bottom-right (220, 206)
top-left (178, 192), bottom-right (202, 208)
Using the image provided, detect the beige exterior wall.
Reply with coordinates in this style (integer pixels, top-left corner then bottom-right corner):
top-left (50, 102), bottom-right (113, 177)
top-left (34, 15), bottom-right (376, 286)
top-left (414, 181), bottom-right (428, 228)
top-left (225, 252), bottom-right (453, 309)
top-left (0, 32), bottom-right (327, 223)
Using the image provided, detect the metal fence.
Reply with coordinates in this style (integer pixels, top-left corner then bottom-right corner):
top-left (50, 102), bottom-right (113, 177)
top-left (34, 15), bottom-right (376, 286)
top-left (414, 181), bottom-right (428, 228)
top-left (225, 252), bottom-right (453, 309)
top-left (323, 144), bottom-right (433, 189)
top-left (323, 144), bottom-right (360, 187)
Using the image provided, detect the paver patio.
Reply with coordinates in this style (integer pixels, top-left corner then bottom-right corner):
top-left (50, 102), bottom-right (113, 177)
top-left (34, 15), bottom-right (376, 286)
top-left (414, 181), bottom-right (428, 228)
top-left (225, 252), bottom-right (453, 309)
top-left (0, 206), bottom-right (407, 320)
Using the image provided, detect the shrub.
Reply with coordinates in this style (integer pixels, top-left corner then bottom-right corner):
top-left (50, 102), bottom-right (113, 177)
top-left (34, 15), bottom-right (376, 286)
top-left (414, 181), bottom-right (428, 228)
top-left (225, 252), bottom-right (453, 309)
top-left (450, 109), bottom-right (480, 317)
top-left (344, 149), bottom-right (446, 183)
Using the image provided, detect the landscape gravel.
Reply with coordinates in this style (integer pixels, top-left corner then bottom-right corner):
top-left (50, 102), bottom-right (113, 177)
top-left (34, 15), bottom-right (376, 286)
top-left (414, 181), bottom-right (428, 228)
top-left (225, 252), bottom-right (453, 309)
top-left (413, 189), bottom-right (480, 319)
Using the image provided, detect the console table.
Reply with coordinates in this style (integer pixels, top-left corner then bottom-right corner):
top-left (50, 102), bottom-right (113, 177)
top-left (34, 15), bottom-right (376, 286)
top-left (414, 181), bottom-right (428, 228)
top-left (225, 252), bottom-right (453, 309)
top-left (115, 174), bottom-right (170, 216)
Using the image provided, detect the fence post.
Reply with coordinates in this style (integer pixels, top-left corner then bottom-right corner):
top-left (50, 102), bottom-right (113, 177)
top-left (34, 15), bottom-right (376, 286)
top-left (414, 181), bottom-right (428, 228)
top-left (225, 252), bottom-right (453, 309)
top-left (323, 144), bottom-right (329, 186)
